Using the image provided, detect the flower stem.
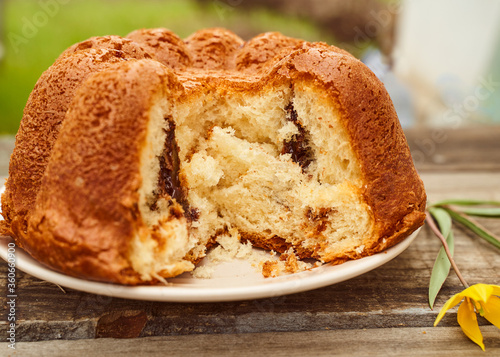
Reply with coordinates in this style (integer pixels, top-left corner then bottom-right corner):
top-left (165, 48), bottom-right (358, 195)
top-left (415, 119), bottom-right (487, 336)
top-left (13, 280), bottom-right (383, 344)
top-left (425, 212), bottom-right (470, 288)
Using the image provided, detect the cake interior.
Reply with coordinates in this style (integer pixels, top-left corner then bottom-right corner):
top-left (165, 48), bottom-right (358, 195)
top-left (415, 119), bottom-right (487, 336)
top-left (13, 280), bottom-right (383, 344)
top-left (130, 80), bottom-right (374, 280)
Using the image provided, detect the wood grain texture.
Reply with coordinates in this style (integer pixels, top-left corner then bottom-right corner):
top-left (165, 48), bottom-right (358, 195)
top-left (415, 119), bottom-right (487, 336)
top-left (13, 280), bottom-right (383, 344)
top-left (405, 126), bottom-right (500, 172)
top-left (0, 327), bottom-right (499, 357)
top-left (0, 127), bottom-right (500, 355)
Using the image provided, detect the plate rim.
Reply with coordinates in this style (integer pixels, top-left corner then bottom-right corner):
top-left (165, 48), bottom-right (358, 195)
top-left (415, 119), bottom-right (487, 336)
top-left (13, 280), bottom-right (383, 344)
top-left (0, 228), bottom-right (420, 302)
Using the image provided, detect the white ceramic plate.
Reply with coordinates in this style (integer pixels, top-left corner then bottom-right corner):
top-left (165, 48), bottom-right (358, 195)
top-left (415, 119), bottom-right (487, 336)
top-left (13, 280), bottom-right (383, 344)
top-left (0, 187), bottom-right (420, 302)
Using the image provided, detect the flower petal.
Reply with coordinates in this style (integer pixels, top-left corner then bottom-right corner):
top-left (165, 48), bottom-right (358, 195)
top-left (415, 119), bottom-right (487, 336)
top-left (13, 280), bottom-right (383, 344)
top-left (483, 295), bottom-right (500, 329)
top-left (490, 285), bottom-right (500, 297)
top-left (458, 298), bottom-right (485, 351)
top-left (434, 292), bottom-right (465, 326)
top-left (465, 284), bottom-right (493, 303)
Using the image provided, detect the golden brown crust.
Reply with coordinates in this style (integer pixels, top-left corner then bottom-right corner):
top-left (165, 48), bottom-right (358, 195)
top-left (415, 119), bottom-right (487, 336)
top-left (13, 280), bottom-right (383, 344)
top-left (126, 28), bottom-right (192, 70)
top-left (27, 60), bottom-right (182, 284)
top-left (184, 28), bottom-right (244, 70)
top-left (2, 28), bottom-right (426, 283)
top-left (60, 35), bottom-right (152, 60)
top-left (241, 232), bottom-right (320, 261)
top-left (1, 48), bottom-right (146, 244)
top-left (235, 32), bottom-right (354, 74)
top-left (235, 32), bottom-right (305, 73)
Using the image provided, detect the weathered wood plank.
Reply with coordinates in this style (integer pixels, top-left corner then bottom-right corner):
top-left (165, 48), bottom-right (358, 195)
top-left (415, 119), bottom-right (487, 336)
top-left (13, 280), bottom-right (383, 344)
top-left (1, 326), bottom-right (499, 357)
top-left (405, 126), bottom-right (500, 172)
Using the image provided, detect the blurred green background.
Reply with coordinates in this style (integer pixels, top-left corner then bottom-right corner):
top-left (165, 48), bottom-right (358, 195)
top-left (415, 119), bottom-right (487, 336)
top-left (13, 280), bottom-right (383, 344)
top-left (0, 0), bottom-right (344, 134)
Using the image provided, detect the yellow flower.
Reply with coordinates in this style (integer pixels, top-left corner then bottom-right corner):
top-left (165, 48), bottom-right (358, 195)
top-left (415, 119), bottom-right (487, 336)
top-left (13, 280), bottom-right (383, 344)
top-left (434, 283), bottom-right (500, 351)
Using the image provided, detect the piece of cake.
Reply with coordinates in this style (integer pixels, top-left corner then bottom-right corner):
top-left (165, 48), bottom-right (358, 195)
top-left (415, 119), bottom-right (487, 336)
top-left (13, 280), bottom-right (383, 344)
top-left (0, 28), bottom-right (426, 284)
top-left (1, 44), bottom-right (150, 246)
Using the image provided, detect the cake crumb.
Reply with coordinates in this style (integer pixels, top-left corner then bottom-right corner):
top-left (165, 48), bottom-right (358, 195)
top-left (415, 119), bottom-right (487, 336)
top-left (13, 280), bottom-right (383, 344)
top-left (192, 231), bottom-right (318, 279)
top-left (354, 244), bottom-right (365, 255)
top-left (191, 265), bottom-right (215, 279)
top-left (262, 260), bottom-right (280, 278)
top-left (279, 250), bottom-right (299, 273)
top-left (277, 121), bottom-right (299, 142)
top-left (261, 248), bottom-right (315, 278)
top-left (191, 228), bottom-right (270, 278)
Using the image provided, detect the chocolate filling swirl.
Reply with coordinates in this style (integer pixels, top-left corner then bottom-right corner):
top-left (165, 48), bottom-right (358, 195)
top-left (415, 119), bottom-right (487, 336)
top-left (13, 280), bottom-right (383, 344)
top-left (281, 103), bottom-right (314, 172)
top-left (153, 117), bottom-right (199, 222)
top-left (158, 118), bottom-right (182, 203)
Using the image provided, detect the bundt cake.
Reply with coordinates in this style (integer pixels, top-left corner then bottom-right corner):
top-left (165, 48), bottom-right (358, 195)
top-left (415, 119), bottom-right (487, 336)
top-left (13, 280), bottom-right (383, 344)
top-left (0, 28), bottom-right (426, 284)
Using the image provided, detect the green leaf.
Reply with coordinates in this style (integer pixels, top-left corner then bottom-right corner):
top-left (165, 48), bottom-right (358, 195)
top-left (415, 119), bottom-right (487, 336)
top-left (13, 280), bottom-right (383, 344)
top-left (443, 208), bottom-right (500, 250)
top-left (428, 207), bottom-right (453, 238)
top-left (428, 207), bottom-right (454, 309)
top-left (431, 199), bottom-right (500, 207)
top-left (458, 207), bottom-right (500, 217)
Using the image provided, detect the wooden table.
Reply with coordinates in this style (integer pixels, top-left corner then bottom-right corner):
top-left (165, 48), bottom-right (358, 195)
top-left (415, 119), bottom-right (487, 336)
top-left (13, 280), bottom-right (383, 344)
top-left (1, 127), bottom-right (499, 356)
